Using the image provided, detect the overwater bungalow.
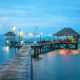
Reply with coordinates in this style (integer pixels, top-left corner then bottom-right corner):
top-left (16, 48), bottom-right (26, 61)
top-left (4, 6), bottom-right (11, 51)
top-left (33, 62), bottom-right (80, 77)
top-left (4, 31), bottom-right (16, 46)
top-left (54, 28), bottom-right (79, 43)
top-left (53, 28), bottom-right (79, 49)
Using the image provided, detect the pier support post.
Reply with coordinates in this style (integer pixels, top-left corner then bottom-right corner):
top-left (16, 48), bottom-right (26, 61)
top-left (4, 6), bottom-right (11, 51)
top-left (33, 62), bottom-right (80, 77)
top-left (75, 43), bottom-right (78, 49)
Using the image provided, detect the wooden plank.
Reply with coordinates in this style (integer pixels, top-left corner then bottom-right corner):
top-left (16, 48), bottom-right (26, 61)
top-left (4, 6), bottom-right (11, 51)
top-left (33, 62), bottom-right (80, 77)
top-left (0, 45), bottom-right (32, 80)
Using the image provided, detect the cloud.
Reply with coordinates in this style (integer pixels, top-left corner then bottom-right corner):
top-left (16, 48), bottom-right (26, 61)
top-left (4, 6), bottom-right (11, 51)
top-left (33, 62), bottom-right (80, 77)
top-left (0, 9), bottom-right (26, 16)
top-left (14, 5), bottom-right (37, 9)
top-left (52, 5), bottom-right (80, 10)
top-left (0, 14), bottom-right (71, 27)
top-left (0, 17), bottom-right (8, 20)
top-left (0, 13), bottom-right (80, 28)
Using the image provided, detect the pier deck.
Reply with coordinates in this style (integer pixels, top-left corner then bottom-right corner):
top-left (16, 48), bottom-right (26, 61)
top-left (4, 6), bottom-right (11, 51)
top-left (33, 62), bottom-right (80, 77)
top-left (0, 45), bottom-right (32, 80)
top-left (31, 42), bottom-right (78, 57)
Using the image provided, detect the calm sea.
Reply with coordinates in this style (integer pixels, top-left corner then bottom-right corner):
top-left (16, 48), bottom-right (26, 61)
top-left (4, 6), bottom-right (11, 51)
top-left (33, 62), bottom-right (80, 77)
top-left (33, 49), bottom-right (80, 80)
top-left (0, 39), bottom-right (15, 66)
top-left (0, 37), bottom-right (80, 66)
top-left (0, 37), bottom-right (80, 80)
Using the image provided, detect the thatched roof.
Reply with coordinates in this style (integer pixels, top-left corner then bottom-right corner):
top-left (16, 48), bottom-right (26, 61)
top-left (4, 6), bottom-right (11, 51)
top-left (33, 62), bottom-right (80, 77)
top-left (4, 31), bottom-right (16, 36)
top-left (54, 28), bottom-right (79, 36)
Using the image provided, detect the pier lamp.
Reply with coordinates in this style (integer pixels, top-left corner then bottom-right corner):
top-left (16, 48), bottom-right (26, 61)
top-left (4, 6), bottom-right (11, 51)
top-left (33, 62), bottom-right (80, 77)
top-left (20, 31), bottom-right (23, 37)
top-left (34, 41), bottom-right (37, 45)
top-left (18, 29), bottom-right (23, 46)
top-left (6, 40), bottom-right (9, 46)
top-left (48, 34), bottom-right (52, 41)
top-left (40, 32), bottom-right (43, 35)
top-left (6, 40), bottom-right (9, 44)
top-left (28, 32), bottom-right (33, 37)
top-left (18, 29), bottom-right (23, 37)
top-left (21, 40), bottom-right (24, 45)
top-left (12, 26), bottom-right (16, 42)
top-left (37, 35), bottom-right (40, 42)
top-left (28, 32), bottom-right (34, 43)
top-left (12, 26), bottom-right (16, 32)
top-left (40, 32), bottom-right (43, 42)
top-left (23, 36), bottom-right (27, 43)
top-left (19, 31), bottom-right (23, 40)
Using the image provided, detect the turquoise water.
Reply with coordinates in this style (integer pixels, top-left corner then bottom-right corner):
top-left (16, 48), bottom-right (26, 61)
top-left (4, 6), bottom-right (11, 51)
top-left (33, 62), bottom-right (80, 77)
top-left (1, 37), bottom-right (80, 80)
top-left (33, 49), bottom-right (80, 80)
top-left (0, 39), bottom-right (15, 66)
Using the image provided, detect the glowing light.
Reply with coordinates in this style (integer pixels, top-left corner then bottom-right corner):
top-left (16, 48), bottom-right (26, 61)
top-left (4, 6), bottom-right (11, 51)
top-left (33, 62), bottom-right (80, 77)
top-left (28, 32), bottom-right (33, 37)
top-left (20, 32), bottom-right (23, 36)
top-left (12, 26), bottom-right (16, 31)
top-left (34, 41), bottom-right (37, 45)
top-left (48, 34), bottom-right (52, 36)
top-left (6, 40), bottom-right (9, 43)
top-left (40, 32), bottom-right (43, 35)
top-left (34, 41), bottom-right (36, 44)
top-left (3, 46), bottom-right (9, 52)
top-left (37, 35), bottom-right (40, 37)
top-left (19, 31), bottom-right (23, 37)
top-left (21, 40), bottom-right (24, 44)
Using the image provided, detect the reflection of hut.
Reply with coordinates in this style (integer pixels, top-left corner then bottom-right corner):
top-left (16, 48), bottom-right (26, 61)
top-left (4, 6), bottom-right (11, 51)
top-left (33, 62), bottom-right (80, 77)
top-left (4, 31), bottom-right (16, 46)
top-left (54, 28), bottom-right (79, 42)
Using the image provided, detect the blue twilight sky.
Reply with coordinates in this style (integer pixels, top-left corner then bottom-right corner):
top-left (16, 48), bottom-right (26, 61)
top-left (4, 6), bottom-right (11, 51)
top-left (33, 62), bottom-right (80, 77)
top-left (0, 0), bottom-right (80, 36)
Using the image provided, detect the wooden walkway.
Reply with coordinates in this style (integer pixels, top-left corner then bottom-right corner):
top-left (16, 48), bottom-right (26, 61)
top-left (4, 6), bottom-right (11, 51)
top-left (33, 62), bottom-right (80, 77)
top-left (31, 42), bottom-right (79, 57)
top-left (0, 45), bottom-right (32, 80)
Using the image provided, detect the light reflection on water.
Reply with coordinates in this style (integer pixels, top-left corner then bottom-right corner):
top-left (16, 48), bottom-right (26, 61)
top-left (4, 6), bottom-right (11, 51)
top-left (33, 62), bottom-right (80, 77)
top-left (57, 49), bottom-right (78, 55)
top-left (0, 46), bottom-right (15, 66)
top-left (58, 49), bottom-right (69, 55)
top-left (33, 49), bottom-right (80, 80)
top-left (70, 50), bottom-right (78, 54)
top-left (3, 46), bottom-right (9, 53)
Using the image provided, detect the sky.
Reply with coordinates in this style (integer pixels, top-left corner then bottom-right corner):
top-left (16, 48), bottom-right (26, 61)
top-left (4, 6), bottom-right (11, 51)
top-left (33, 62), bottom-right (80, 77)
top-left (0, 0), bottom-right (80, 36)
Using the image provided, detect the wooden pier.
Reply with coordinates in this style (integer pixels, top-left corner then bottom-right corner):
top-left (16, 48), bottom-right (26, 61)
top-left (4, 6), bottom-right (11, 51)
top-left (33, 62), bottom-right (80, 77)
top-left (0, 45), bottom-right (33, 80)
top-left (31, 42), bottom-right (78, 57)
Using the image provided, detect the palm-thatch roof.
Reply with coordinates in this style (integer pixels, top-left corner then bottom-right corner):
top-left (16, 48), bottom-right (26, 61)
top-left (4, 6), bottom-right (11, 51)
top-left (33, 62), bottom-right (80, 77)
top-left (4, 31), bottom-right (16, 36)
top-left (54, 28), bottom-right (79, 36)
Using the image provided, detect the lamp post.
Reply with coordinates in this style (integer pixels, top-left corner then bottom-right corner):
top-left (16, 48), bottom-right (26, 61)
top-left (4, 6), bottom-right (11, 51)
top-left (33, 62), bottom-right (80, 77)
top-left (48, 34), bottom-right (52, 41)
top-left (28, 32), bottom-right (34, 44)
top-left (18, 29), bottom-right (21, 47)
top-left (12, 26), bottom-right (16, 42)
top-left (18, 29), bottom-right (23, 46)
top-left (34, 41), bottom-right (37, 45)
top-left (37, 35), bottom-right (40, 42)
top-left (28, 32), bottom-right (33, 37)
top-left (40, 32), bottom-right (43, 43)
top-left (12, 26), bottom-right (16, 33)
top-left (20, 31), bottom-right (23, 41)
